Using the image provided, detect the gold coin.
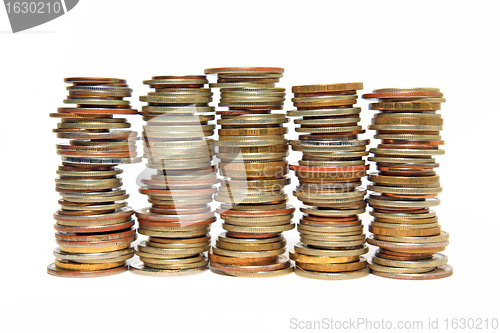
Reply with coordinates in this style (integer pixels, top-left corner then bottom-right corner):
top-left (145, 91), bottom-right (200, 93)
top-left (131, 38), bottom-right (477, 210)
top-left (212, 246), bottom-right (286, 258)
top-left (369, 262), bottom-right (435, 274)
top-left (54, 260), bottom-right (125, 271)
top-left (373, 87), bottom-right (440, 93)
top-left (222, 223), bottom-right (294, 234)
top-left (296, 258), bottom-right (367, 273)
top-left (300, 237), bottom-right (366, 249)
top-left (369, 102), bottom-right (441, 111)
top-left (59, 243), bottom-right (131, 254)
top-left (294, 243), bottom-right (368, 257)
top-left (292, 83), bottom-right (363, 94)
top-left (368, 173), bottom-right (440, 186)
top-left (210, 266), bottom-right (292, 278)
top-left (294, 266), bottom-right (369, 280)
top-left (216, 239), bottom-right (287, 252)
top-left (219, 127), bottom-right (287, 136)
top-left (296, 126), bottom-right (362, 133)
top-left (287, 107), bottom-right (361, 117)
top-left (289, 249), bottom-right (359, 264)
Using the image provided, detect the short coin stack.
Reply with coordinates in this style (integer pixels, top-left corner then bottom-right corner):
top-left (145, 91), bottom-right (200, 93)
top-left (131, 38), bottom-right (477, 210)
top-left (48, 77), bottom-right (140, 277)
top-left (205, 67), bottom-right (294, 277)
top-left (287, 83), bottom-right (370, 280)
top-left (131, 75), bottom-right (217, 276)
top-left (362, 87), bottom-right (452, 280)
top-left (207, 67), bottom-right (283, 90)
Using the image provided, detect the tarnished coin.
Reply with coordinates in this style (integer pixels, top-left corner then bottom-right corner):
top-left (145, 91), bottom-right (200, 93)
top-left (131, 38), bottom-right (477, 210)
top-left (210, 266), bottom-right (292, 278)
top-left (294, 266), bottom-right (369, 280)
top-left (47, 262), bottom-right (127, 278)
top-left (130, 261), bottom-right (207, 276)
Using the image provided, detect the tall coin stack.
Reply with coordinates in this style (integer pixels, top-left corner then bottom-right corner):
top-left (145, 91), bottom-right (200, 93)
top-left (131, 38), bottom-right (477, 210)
top-left (131, 75), bottom-right (217, 277)
top-left (362, 88), bottom-right (452, 280)
top-left (287, 83), bottom-right (370, 280)
top-left (48, 77), bottom-right (140, 278)
top-left (205, 67), bottom-right (295, 277)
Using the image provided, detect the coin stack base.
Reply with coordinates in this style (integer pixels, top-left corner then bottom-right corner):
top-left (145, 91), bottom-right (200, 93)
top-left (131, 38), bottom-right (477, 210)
top-left (131, 75), bottom-right (216, 277)
top-left (206, 67), bottom-right (294, 277)
top-left (363, 87), bottom-right (452, 280)
top-left (48, 77), bottom-right (140, 278)
top-left (288, 83), bottom-right (370, 280)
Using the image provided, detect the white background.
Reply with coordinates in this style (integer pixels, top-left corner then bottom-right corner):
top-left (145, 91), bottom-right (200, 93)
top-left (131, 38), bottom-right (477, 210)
top-left (2, 1), bottom-right (499, 332)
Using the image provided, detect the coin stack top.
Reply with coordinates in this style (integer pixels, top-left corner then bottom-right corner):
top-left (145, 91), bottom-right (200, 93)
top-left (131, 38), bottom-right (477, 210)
top-left (206, 67), bottom-right (294, 277)
top-left (287, 82), bottom-right (370, 280)
top-left (130, 75), bottom-right (216, 277)
top-left (47, 77), bottom-right (140, 278)
top-left (362, 87), bottom-right (452, 280)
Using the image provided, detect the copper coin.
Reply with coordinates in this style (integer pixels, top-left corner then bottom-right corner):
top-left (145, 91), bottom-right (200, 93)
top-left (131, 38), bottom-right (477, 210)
top-left (47, 263), bottom-right (127, 278)
top-left (138, 217), bottom-right (216, 227)
top-left (54, 207), bottom-right (134, 222)
top-left (208, 249), bottom-right (278, 266)
top-left (150, 206), bottom-right (211, 215)
top-left (296, 258), bottom-right (367, 273)
top-left (209, 255), bottom-right (290, 273)
top-left (149, 235), bottom-right (210, 244)
top-left (55, 228), bottom-right (135, 242)
top-left (375, 249), bottom-right (433, 261)
top-left (53, 220), bottom-right (134, 234)
top-left (56, 235), bottom-right (136, 248)
top-left (362, 91), bottom-right (443, 99)
top-left (204, 67), bottom-right (284, 74)
top-left (57, 107), bottom-right (137, 115)
top-left (216, 206), bottom-right (294, 217)
top-left (225, 231), bottom-right (281, 239)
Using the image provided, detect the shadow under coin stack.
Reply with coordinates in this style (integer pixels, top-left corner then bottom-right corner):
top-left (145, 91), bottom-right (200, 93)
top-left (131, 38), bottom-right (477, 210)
top-left (131, 75), bottom-right (217, 276)
top-left (205, 67), bottom-right (294, 277)
top-left (287, 83), bottom-right (370, 280)
top-left (362, 87), bottom-right (452, 280)
top-left (48, 77), bottom-right (140, 277)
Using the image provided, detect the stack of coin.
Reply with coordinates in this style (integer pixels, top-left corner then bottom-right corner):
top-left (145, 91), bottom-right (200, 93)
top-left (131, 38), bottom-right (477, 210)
top-left (362, 87), bottom-right (452, 280)
top-left (48, 77), bottom-right (140, 277)
top-left (130, 75), bottom-right (217, 277)
top-left (287, 83), bottom-right (370, 280)
top-left (205, 67), bottom-right (294, 277)
top-left (208, 67), bottom-right (283, 91)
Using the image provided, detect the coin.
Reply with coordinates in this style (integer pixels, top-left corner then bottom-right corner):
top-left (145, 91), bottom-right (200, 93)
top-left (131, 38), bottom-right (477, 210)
top-left (210, 266), bottom-right (292, 278)
top-left (296, 257), bottom-right (367, 273)
top-left (208, 248), bottom-right (277, 266)
top-left (53, 247), bottom-right (134, 263)
top-left (294, 266), bottom-right (369, 280)
top-left (47, 262), bottom-right (128, 278)
top-left (129, 261), bottom-right (207, 277)
top-left (54, 260), bottom-right (126, 271)
top-left (363, 91), bottom-right (443, 99)
top-left (292, 83), bottom-right (363, 94)
top-left (209, 255), bottom-right (290, 274)
top-left (370, 264), bottom-right (453, 280)
top-left (369, 262), bottom-right (435, 274)
top-left (372, 253), bottom-right (448, 268)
